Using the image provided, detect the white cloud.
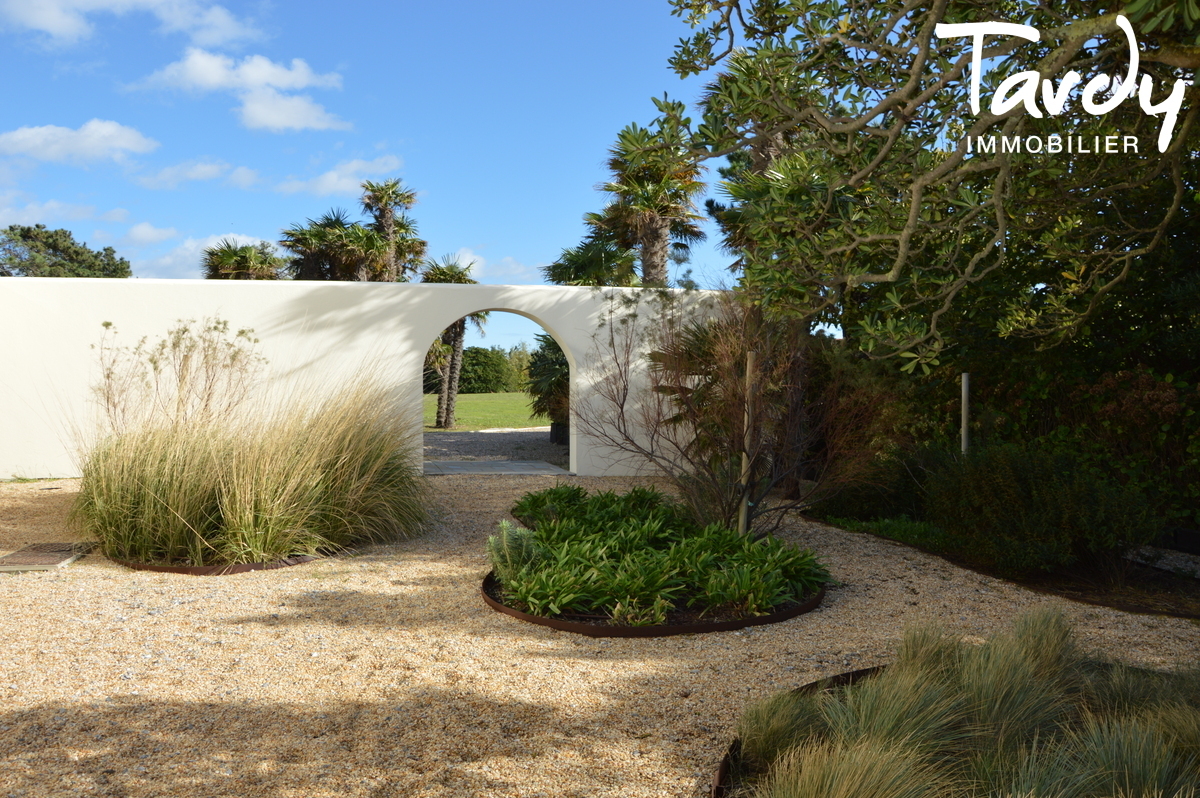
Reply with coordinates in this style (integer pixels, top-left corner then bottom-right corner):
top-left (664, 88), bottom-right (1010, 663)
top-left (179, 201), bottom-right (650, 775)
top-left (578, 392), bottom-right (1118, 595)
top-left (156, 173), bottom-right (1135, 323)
top-left (141, 48), bottom-right (348, 132)
top-left (450, 247), bottom-right (544, 285)
top-left (134, 231), bottom-right (259, 278)
top-left (225, 165), bottom-right (257, 188)
top-left (123, 221), bottom-right (176, 245)
top-left (276, 155), bottom-right (402, 196)
top-left (136, 157), bottom-right (228, 188)
top-left (238, 87), bottom-right (349, 131)
top-left (0, 194), bottom-right (95, 226)
top-left (0, 1), bottom-right (258, 47)
top-left (0, 192), bottom-right (131, 228)
top-left (0, 119), bottom-right (158, 164)
top-left (145, 47), bottom-right (341, 92)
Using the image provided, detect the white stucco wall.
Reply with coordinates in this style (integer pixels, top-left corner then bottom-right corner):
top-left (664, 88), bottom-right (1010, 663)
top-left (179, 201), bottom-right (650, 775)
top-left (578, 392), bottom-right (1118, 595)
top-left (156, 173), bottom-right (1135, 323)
top-left (0, 278), bottom-right (684, 479)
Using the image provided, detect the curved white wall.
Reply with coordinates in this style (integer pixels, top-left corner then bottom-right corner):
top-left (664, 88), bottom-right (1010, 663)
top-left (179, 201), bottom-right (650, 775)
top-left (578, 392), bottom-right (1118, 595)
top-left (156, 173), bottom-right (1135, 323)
top-left (0, 278), bottom-right (677, 478)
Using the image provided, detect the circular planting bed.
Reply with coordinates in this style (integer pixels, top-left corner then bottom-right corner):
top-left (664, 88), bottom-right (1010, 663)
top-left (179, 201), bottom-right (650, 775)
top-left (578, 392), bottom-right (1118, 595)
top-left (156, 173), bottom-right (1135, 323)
top-left (484, 485), bottom-right (834, 637)
top-left (111, 555), bottom-right (318, 576)
top-left (481, 571), bottom-right (825, 638)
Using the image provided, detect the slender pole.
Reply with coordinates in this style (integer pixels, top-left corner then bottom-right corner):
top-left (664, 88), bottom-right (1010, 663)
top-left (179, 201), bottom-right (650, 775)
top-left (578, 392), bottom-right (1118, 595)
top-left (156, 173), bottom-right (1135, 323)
top-left (738, 351), bottom-right (755, 536)
top-left (961, 372), bottom-right (970, 454)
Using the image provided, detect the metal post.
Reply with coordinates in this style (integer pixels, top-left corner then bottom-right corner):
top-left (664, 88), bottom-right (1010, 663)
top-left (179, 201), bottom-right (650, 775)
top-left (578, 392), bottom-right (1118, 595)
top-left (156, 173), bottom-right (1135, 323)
top-left (961, 372), bottom-right (970, 454)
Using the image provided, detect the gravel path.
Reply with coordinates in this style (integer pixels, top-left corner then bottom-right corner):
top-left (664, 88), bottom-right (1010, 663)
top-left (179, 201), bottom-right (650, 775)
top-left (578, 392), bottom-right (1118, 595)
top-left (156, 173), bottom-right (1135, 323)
top-left (1, 474), bottom-right (1197, 798)
top-left (423, 429), bottom-right (569, 469)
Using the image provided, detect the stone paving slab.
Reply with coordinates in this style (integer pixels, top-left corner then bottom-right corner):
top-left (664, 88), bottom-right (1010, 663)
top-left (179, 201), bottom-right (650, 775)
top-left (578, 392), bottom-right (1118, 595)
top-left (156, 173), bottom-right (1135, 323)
top-left (423, 460), bottom-right (569, 476)
top-left (0, 542), bottom-right (93, 573)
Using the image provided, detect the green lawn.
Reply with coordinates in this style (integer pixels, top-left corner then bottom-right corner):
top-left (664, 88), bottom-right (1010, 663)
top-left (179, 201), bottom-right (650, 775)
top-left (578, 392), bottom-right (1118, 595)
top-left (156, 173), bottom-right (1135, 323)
top-left (422, 392), bottom-right (547, 431)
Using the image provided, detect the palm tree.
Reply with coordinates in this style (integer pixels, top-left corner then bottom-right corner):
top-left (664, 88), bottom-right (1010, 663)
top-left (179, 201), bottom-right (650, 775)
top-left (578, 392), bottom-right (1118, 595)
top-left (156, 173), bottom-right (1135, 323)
top-left (360, 178), bottom-right (425, 281)
top-left (420, 255), bottom-right (488, 428)
top-left (586, 125), bottom-right (707, 286)
top-left (202, 239), bottom-right (283, 280)
top-left (542, 233), bottom-right (639, 286)
top-left (279, 209), bottom-right (353, 280)
top-left (280, 180), bottom-right (427, 282)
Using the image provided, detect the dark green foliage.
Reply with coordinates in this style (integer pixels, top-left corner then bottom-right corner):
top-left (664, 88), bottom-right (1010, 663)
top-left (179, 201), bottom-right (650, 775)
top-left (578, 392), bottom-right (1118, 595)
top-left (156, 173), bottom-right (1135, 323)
top-left (542, 233), bottom-right (639, 287)
top-left (825, 517), bottom-right (957, 558)
top-left (734, 610), bottom-right (1200, 798)
top-left (0, 224), bottom-right (131, 278)
top-left (510, 483), bottom-right (588, 527)
top-left (490, 485), bottom-right (830, 625)
top-left (457, 346), bottom-right (515, 394)
top-left (925, 442), bottom-right (1161, 579)
top-left (903, 366), bottom-right (1200, 530)
top-left (807, 444), bottom-right (954, 523)
top-left (525, 333), bottom-right (569, 424)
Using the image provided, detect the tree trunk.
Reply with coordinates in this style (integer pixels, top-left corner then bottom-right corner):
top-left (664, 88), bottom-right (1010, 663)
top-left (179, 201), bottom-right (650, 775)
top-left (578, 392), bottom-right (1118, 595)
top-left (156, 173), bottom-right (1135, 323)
top-left (436, 330), bottom-right (454, 427)
top-left (640, 216), bottom-right (671, 286)
top-left (295, 256), bottom-right (325, 280)
top-left (439, 319), bottom-right (466, 429)
top-left (381, 213), bottom-right (397, 281)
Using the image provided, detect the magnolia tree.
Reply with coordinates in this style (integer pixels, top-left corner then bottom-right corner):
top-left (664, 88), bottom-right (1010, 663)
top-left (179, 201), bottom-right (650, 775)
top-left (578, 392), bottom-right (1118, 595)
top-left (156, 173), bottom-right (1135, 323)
top-left (630, 0), bottom-right (1197, 367)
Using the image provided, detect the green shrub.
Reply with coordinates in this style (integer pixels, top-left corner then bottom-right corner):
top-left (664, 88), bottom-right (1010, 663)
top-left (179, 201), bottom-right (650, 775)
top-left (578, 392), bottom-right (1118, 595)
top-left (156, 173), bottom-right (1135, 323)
top-left (824, 516), bottom-right (958, 556)
top-left (924, 441), bottom-right (1161, 579)
top-left (493, 486), bottom-right (830, 625)
top-left (458, 346), bottom-right (515, 394)
top-left (510, 482), bottom-right (588, 527)
top-left (525, 333), bottom-right (569, 425)
top-left (72, 379), bottom-right (427, 566)
top-left (807, 444), bottom-right (954, 523)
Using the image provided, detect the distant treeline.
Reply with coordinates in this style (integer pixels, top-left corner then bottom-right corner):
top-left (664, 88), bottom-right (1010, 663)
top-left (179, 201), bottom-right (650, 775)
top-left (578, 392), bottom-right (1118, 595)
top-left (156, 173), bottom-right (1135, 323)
top-left (424, 344), bottom-right (531, 395)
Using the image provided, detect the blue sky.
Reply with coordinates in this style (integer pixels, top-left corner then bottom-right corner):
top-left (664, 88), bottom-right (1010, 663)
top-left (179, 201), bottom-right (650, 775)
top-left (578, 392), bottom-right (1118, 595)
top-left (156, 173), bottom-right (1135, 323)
top-left (0, 0), bottom-right (733, 350)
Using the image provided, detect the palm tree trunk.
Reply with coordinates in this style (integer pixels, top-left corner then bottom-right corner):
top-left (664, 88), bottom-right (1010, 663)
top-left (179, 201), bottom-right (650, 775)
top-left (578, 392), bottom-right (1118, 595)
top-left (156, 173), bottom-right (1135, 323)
top-left (381, 214), bottom-right (397, 281)
top-left (640, 217), bottom-right (671, 286)
top-left (442, 319), bottom-right (466, 429)
top-left (436, 329), bottom-right (453, 427)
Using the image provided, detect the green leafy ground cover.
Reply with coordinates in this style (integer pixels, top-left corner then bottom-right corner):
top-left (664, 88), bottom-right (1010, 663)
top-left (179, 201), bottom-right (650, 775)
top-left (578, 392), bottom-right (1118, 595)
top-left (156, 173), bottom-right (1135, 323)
top-left (422, 392), bottom-right (544, 431)
top-left (486, 485), bottom-right (830, 626)
top-left (731, 610), bottom-right (1200, 798)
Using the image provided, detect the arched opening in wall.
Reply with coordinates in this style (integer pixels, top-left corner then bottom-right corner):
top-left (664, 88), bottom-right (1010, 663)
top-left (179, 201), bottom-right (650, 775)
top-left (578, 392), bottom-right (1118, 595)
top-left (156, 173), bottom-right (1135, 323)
top-left (421, 309), bottom-right (572, 475)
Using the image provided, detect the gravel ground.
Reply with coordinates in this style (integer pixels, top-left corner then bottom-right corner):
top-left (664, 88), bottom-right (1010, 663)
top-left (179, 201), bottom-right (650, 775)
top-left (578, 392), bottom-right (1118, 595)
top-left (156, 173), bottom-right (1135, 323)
top-left (1, 460), bottom-right (1198, 798)
top-left (423, 429), bottom-right (569, 469)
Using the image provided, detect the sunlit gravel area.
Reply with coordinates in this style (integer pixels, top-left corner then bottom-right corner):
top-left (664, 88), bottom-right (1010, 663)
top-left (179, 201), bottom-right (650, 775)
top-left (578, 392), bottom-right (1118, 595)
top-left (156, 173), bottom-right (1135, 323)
top-left (1, 470), bottom-right (1197, 798)
top-left (422, 428), bottom-right (569, 469)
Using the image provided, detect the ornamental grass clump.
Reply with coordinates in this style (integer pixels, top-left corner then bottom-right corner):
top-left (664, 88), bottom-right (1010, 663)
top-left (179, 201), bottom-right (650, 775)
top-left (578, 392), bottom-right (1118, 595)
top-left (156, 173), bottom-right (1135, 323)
top-left (729, 608), bottom-right (1200, 798)
top-left (71, 319), bottom-right (426, 566)
top-left (488, 485), bottom-right (829, 626)
top-left (73, 380), bottom-right (427, 566)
